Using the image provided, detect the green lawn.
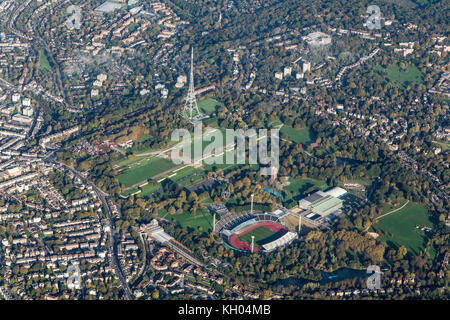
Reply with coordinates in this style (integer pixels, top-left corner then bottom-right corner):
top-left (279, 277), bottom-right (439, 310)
top-left (118, 157), bottom-right (177, 187)
top-left (139, 182), bottom-right (162, 197)
top-left (39, 50), bottom-right (52, 72)
top-left (380, 198), bottom-right (409, 214)
top-left (197, 98), bottom-right (224, 114)
top-left (160, 208), bottom-right (214, 232)
top-left (238, 226), bottom-right (280, 246)
top-left (284, 177), bottom-right (328, 199)
top-left (375, 202), bottom-right (433, 255)
top-left (433, 141), bottom-right (450, 152)
top-left (376, 64), bottom-right (423, 88)
top-left (280, 125), bottom-right (312, 144)
top-left (113, 155), bottom-right (147, 168)
top-left (168, 166), bottom-right (203, 181)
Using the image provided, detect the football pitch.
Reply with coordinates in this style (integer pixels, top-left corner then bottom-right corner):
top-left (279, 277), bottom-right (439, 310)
top-left (238, 226), bottom-right (280, 246)
top-left (118, 157), bottom-right (177, 187)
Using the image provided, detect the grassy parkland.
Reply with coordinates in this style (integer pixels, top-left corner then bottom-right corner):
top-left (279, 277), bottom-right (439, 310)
top-left (159, 208), bottom-right (214, 232)
top-left (280, 125), bottom-right (312, 144)
top-left (374, 201), bottom-right (433, 255)
top-left (375, 63), bottom-right (423, 88)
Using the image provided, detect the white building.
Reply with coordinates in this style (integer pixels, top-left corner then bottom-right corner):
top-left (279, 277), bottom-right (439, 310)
top-left (304, 31), bottom-right (332, 46)
top-left (303, 62), bottom-right (311, 73)
top-left (97, 73), bottom-right (107, 82)
top-left (274, 72), bottom-right (283, 80)
top-left (175, 75), bottom-right (187, 88)
top-left (284, 67), bottom-right (292, 77)
top-left (12, 114), bottom-right (32, 125)
top-left (12, 93), bottom-right (20, 103)
top-left (22, 98), bottom-right (31, 107)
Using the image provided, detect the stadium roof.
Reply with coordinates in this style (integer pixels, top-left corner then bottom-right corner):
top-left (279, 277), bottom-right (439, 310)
top-left (324, 187), bottom-right (347, 198)
top-left (312, 196), bottom-right (342, 215)
top-left (262, 232), bottom-right (297, 252)
top-left (299, 190), bottom-right (343, 216)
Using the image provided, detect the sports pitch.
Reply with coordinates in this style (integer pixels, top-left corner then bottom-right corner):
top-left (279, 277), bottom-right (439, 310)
top-left (118, 157), bottom-right (177, 187)
top-left (238, 226), bottom-right (280, 246)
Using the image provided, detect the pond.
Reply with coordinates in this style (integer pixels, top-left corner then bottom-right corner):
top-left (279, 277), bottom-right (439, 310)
top-left (263, 188), bottom-right (284, 199)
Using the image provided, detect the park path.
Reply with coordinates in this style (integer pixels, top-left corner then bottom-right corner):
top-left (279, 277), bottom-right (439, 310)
top-left (376, 200), bottom-right (410, 220)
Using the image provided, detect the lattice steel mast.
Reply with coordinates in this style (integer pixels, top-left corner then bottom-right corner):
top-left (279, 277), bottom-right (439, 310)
top-left (183, 47), bottom-right (203, 123)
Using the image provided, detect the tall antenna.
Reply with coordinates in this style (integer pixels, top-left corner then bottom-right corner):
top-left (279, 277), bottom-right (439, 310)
top-left (212, 213), bottom-right (216, 233)
top-left (251, 235), bottom-right (255, 253)
top-left (250, 194), bottom-right (254, 215)
top-left (298, 215), bottom-right (302, 233)
top-left (183, 47), bottom-right (204, 124)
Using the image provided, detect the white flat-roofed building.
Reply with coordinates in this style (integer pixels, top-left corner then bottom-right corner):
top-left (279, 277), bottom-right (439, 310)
top-left (12, 114), bottom-right (32, 125)
top-left (22, 106), bottom-right (33, 116)
top-left (299, 189), bottom-right (344, 217)
top-left (303, 62), bottom-right (311, 73)
top-left (304, 31), bottom-right (332, 46)
top-left (284, 67), bottom-right (292, 77)
top-left (22, 98), bottom-right (31, 107)
top-left (12, 93), bottom-right (20, 103)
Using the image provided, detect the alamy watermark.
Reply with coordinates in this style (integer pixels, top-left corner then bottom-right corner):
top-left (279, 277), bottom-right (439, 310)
top-left (66, 262), bottom-right (82, 289)
top-left (66, 5), bottom-right (82, 30)
top-left (170, 122), bottom-right (279, 176)
top-left (366, 5), bottom-right (382, 30)
top-left (366, 265), bottom-right (382, 290)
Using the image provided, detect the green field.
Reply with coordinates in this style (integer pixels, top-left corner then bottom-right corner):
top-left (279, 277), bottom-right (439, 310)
top-left (39, 50), bottom-right (52, 72)
top-left (375, 202), bottom-right (433, 255)
top-left (139, 182), bottom-right (162, 197)
top-left (114, 155), bottom-right (147, 168)
top-left (433, 141), bottom-right (450, 152)
top-left (376, 64), bottom-right (423, 88)
top-left (380, 198), bottom-right (409, 214)
top-left (168, 166), bottom-right (203, 181)
top-left (118, 157), bottom-right (177, 187)
top-left (238, 226), bottom-right (280, 246)
top-left (166, 166), bottom-right (205, 187)
top-left (160, 208), bottom-right (214, 232)
top-left (280, 125), bottom-right (312, 144)
top-left (198, 98), bottom-right (224, 114)
top-left (284, 177), bottom-right (328, 199)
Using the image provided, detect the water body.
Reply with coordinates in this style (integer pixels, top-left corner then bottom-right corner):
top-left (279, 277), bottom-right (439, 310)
top-left (263, 188), bottom-right (284, 199)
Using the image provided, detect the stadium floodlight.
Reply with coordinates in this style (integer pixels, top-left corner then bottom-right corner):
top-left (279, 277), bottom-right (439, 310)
top-left (251, 235), bottom-right (255, 253)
